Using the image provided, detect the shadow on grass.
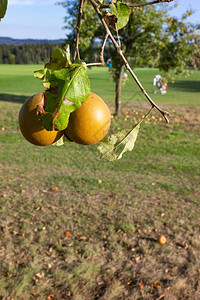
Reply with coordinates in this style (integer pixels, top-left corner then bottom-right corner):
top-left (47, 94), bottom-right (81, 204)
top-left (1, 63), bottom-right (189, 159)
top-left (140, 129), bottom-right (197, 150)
top-left (0, 93), bottom-right (28, 104)
top-left (168, 80), bottom-right (200, 93)
top-left (139, 237), bottom-right (157, 243)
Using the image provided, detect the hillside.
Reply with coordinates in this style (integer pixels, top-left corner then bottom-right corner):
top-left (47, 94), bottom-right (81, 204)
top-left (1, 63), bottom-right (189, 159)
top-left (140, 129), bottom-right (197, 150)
top-left (0, 36), bottom-right (65, 45)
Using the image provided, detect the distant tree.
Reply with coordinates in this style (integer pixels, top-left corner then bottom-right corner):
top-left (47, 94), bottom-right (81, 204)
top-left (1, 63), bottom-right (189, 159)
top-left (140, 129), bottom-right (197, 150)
top-left (59, 0), bottom-right (103, 59)
top-left (188, 29), bottom-right (200, 70)
top-left (59, 0), bottom-right (200, 115)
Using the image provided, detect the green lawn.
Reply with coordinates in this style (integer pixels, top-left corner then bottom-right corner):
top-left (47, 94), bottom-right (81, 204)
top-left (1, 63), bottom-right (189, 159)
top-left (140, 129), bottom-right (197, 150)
top-left (0, 64), bottom-right (199, 105)
top-left (89, 67), bottom-right (200, 107)
top-left (0, 65), bottom-right (200, 299)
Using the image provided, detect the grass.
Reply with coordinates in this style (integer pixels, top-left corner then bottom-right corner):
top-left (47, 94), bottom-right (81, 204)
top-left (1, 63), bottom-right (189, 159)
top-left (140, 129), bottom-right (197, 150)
top-left (0, 65), bottom-right (200, 299)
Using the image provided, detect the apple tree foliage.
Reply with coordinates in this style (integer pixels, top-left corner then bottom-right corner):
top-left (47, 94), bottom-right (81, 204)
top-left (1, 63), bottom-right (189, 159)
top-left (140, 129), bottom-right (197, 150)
top-left (34, 47), bottom-right (90, 131)
top-left (59, 0), bottom-right (200, 115)
top-left (0, 0), bottom-right (8, 21)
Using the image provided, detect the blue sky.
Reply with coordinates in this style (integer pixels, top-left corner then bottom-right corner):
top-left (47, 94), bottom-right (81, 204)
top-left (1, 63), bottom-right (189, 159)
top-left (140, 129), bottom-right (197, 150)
top-left (0, 0), bottom-right (199, 40)
top-left (0, 0), bottom-right (66, 39)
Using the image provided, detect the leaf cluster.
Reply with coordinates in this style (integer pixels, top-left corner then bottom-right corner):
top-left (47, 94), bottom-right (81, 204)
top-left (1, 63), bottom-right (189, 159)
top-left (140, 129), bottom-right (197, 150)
top-left (34, 47), bottom-right (90, 131)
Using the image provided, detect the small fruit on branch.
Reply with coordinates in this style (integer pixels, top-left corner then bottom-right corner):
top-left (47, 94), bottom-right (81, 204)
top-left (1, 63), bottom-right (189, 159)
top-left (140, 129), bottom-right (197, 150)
top-left (19, 93), bottom-right (63, 146)
top-left (65, 92), bottom-right (111, 145)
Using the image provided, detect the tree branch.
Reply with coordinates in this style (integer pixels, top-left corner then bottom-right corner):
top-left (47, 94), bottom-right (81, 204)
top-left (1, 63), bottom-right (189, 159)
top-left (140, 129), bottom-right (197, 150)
top-left (89, 0), bottom-right (170, 123)
top-left (100, 0), bottom-right (173, 9)
top-left (100, 33), bottom-right (109, 66)
top-left (73, 0), bottom-right (84, 62)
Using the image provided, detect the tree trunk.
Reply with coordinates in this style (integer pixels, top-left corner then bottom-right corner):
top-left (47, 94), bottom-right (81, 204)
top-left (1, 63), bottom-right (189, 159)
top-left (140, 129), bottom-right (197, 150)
top-left (115, 63), bottom-right (125, 116)
top-left (114, 40), bottom-right (133, 116)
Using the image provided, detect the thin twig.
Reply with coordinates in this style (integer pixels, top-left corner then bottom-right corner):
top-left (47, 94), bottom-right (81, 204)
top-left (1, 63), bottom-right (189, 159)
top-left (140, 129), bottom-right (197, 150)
top-left (86, 63), bottom-right (102, 67)
top-left (73, 0), bottom-right (84, 62)
top-left (100, 33), bottom-right (109, 66)
top-left (89, 0), bottom-right (170, 123)
top-left (100, 0), bottom-right (173, 9)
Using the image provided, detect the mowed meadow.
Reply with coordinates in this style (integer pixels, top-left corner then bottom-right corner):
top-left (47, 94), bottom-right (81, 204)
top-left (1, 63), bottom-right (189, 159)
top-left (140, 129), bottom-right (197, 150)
top-left (0, 65), bottom-right (200, 299)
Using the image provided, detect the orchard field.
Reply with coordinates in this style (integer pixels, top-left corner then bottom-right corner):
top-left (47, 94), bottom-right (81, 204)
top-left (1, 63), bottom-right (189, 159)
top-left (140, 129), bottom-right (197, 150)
top-left (0, 65), bottom-right (200, 299)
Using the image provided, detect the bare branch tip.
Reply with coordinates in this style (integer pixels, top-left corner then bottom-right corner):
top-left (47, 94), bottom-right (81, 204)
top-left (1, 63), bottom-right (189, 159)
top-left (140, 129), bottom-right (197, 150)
top-left (163, 113), bottom-right (170, 123)
top-left (165, 116), bottom-right (170, 123)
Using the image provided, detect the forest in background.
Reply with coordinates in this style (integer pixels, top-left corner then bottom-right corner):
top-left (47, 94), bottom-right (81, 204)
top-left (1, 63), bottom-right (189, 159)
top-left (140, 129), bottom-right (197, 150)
top-left (0, 42), bottom-right (63, 64)
top-left (0, 39), bottom-right (113, 65)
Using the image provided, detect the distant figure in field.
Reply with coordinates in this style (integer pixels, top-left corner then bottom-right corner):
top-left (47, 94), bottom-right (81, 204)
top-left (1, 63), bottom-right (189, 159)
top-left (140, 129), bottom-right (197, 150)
top-left (94, 53), bottom-right (98, 63)
top-left (123, 72), bottom-right (128, 80)
top-left (107, 58), bottom-right (112, 68)
top-left (153, 75), bottom-right (167, 94)
top-left (161, 82), bottom-right (167, 94)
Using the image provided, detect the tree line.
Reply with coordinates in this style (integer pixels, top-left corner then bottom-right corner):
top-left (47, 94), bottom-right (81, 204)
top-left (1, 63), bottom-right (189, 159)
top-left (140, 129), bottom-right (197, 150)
top-left (0, 42), bottom-right (62, 64)
top-left (0, 41), bottom-right (113, 65)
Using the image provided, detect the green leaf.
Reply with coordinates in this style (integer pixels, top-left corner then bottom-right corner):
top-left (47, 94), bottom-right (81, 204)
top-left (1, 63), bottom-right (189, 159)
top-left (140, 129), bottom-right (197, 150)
top-left (52, 132), bottom-right (72, 147)
top-left (0, 0), bottom-right (8, 20)
top-left (52, 136), bottom-right (65, 147)
top-left (34, 46), bottom-right (90, 132)
top-left (34, 68), bottom-right (48, 80)
top-left (45, 48), bottom-right (69, 71)
top-left (41, 64), bottom-right (90, 131)
top-left (97, 131), bottom-right (126, 161)
top-left (98, 123), bottom-right (140, 161)
top-left (110, 1), bottom-right (130, 30)
top-left (34, 47), bottom-right (70, 80)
